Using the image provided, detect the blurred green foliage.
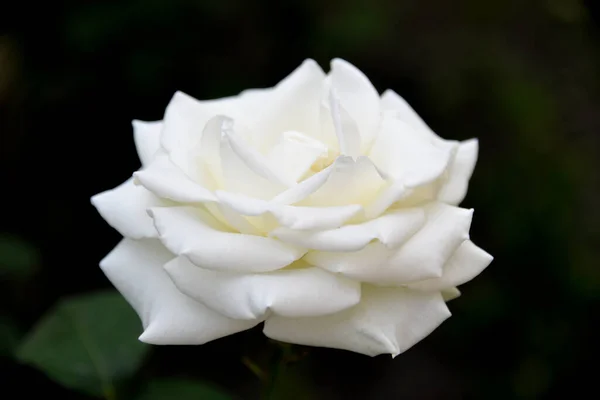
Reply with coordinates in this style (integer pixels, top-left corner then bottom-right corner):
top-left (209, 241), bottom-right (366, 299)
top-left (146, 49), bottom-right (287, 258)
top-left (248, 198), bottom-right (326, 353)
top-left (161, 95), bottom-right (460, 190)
top-left (17, 291), bottom-right (149, 398)
top-left (0, 316), bottom-right (20, 357)
top-left (1, 0), bottom-right (599, 399)
top-left (0, 234), bottom-right (39, 281)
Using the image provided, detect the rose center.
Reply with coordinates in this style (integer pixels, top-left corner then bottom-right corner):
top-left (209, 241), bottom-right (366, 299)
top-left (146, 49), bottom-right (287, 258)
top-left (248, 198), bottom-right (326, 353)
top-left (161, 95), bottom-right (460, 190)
top-left (309, 148), bottom-right (338, 174)
top-left (271, 130), bottom-right (338, 182)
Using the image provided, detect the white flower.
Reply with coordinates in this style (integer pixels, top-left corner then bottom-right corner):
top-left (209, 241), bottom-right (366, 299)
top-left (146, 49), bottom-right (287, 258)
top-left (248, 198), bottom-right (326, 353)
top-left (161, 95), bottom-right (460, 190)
top-left (92, 59), bottom-right (492, 357)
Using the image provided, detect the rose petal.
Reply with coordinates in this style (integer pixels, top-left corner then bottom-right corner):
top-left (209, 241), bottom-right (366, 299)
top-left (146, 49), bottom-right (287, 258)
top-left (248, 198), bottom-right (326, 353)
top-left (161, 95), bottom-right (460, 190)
top-left (222, 123), bottom-right (293, 186)
top-left (160, 92), bottom-right (226, 172)
top-left (437, 139), bottom-right (479, 205)
top-left (253, 59), bottom-right (326, 152)
top-left (193, 115), bottom-right (230, 190)
top-left (267, 131), bottom-right (330, 182)
top-left (304, 242), bottom-right (394, 274)
top-left (442, 287), bottom-right (461, 301)
top-left (213, 191), bottom-right (272, 216)
top-left (272, 162), bottom-right (336, 205)
top-left (271, 208), bottom-right (425, 252)
top-left (215, 191), bottom-right (363, 231)
top-left (272, 204), bottom-right (363, 230)
top-left (408, 240), bottom-right (493, 291)
top-left (91, 178), bottom-right (161, 239)
top-left (328, 88), bottom-right (361, 157)
top-left (380, 89), bottom-right (438, 140)
top-left (165, 257), bottom-right (361, 320)
top-left (393, 184), bottom-right (441, 208)
top-left (211, 203), bottom-right (262, 235)
top-left (236, 88), bottom-right (273, 115)
top-left (149, 206), bottom-right (305, 272)
top-left (364, 180), bottom-right (409, 219)
top-left (211, 159), bottom-right (340, 213)
top-left (369, 116), bottom-right (456, 187)
top-left (379, 202), bottom-right (473, 283)
top-left (133, 120), bottom-right (162, 167)
top-left (133, 153), bottom-right (216, 203)
top-left (100, 239), bottom-right (258, 344)
top-left (264, 285), bottom-right (451, 357)
top-left (379, 91), bottom-right (477, 205)
top-left (330, 58), bottom-right (380, 147)
top-left (301, 156), bottom-right (386, 207)
top-left (219, 128), bottom-right (289, 200)
top-left (159, 90), bottom-right (266, 170)
top-left (305, 202), bottom-right (473, 285)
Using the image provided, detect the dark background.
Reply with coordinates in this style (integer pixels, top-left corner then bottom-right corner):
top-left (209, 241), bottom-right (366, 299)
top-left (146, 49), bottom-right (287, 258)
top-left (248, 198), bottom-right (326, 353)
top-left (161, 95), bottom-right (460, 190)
top-left (1, 0), bottom-right (599, 399)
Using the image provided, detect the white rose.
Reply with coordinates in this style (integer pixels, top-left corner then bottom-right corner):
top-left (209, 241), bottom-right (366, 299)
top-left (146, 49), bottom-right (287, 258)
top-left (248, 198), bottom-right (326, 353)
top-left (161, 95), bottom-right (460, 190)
top-left (92, 59), bottom-right (492, 357)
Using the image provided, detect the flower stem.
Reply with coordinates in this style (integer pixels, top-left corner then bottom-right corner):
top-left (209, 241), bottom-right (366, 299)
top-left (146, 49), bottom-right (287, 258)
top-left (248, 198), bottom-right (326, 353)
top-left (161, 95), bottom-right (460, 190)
top-left (261, 348), bottom-right (287, 400)
top-left (242, 356), bottom-right (267, 382)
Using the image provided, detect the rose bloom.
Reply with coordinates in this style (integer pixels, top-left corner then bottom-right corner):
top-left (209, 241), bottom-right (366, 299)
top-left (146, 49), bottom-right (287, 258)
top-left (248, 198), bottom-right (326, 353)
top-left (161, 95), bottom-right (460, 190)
top-left (92, 59), bottom-right (492, 357)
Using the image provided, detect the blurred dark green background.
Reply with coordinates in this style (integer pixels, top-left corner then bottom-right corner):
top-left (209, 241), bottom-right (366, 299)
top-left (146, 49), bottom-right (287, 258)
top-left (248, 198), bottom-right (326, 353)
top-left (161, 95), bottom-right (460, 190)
top-left (1, 0), bottom-right (599, 399)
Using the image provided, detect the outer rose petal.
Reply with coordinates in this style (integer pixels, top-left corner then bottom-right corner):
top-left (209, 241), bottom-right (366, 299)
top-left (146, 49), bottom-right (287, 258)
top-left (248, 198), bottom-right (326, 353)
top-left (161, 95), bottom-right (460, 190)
top-left (149, 206), bottom-right (305, 272)
top-left (305, 242), bottom-right (393, 275)
top-left (133, 153), bottom-right (216, 203)
top-left (100, 239), bottom-right (258, 344)
top-left (369, 117), bottom-right (456, 187)
top-left (376, 202), bottom-right (473, 282)
top-left (271, 208), bottom-right (425, 252)
top-left (408, 240), bottom-right (493, 292)
top-left (304, 202), bottom-right (473, 285)
top-left (380, 89), bottom-right (439, 140)
top-left (132, 120), bottom-right (162, 167)
top-left (91, 178), bottom-right (161, 239)
top-left (437, 139), bottom-right (479, 205)
top-left (160, 92), bottom-right (214, 172)
top-left (159, 91), bottom-right (243, 172)
top-left (264, 285), bottom-right (451, 357)
top-left (379, 89), bottom-right (480, 206)
top-left (442, 287), bottom-right (461, 301)
top-left (164, 257), bottom-right (361, 320)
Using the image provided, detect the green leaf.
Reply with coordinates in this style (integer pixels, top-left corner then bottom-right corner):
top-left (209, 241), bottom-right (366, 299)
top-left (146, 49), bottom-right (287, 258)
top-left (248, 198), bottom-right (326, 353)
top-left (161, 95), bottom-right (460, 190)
top-left (0, 316), bottom-right (20, 357)
top-left (0, 233), bottom-right (40, 280)
top-left (17, 290), bottom-right (149, 398)
top-left (136, 379), bottom-right (233, 400)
